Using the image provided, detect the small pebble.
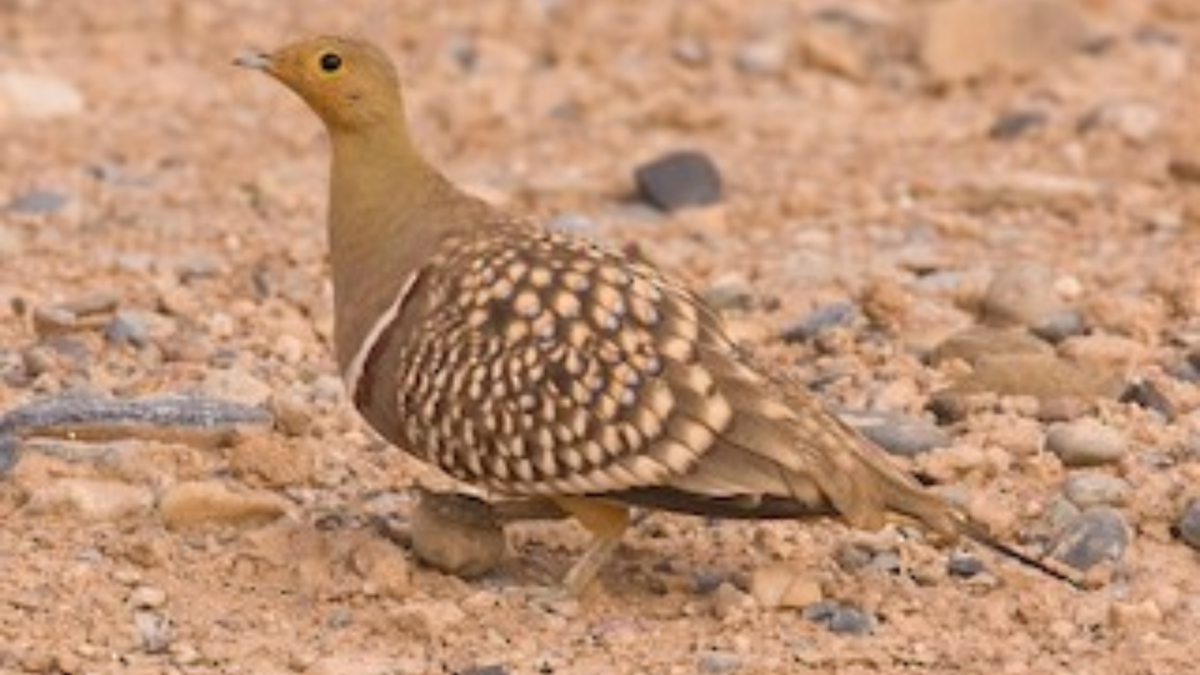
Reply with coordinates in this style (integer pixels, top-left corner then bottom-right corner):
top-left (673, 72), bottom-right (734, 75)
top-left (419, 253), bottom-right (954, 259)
top-left (780, 301), bottom-right (859, 343)
top-left (1077, 101), bottom-right (1162, 143)
top-left (981, 262), bottom-right (1064, 328)
top-left (1063, 474), bottom-right (1130, 508)
top-left (946, 551), bottom-right (986, 579)
top-left (133, 610), bottom-right (172, 653)
top-left (1120, 381), bottom-right (1175, 419)
top-left (1030, 309), bottom-right (1087, 343)
top-left (104, 311), bottom-right (151, 348)
top-left (1045, 419), bottom-right (1128, 467)
top-left (32, 306), bottom-right (78, 338)
top-left (852, 411), bottom-right (951, 457)
top-left (1049, 506), bottom-right (1129, 571)
top-left (989, 110), bottom-right (1047, 141)
top-left (802, 600), bottom-right (876, 635)
top-left (748, 563), bottom-right (823, 609)
top-left (410, 490), bottom-right (506, 578)
top-left (159, 480), bottom-right (288, 530)
top-left (128, 586), bottom-right (167, 609)
top-left (7, 189), bottom-right (71, 216)
top-left (698, 650), bottom-right (743, 674)
top-left (0, 72), bottom-right (85, 119)
top-left (1176, 500), bottom-right (1200, 550)
top-left (634, 150), bottom-right (723, 212)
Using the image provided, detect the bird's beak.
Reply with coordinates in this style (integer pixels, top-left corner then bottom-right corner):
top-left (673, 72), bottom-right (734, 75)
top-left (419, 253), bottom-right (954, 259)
top-left (233, 50), bottom-right (273, 72)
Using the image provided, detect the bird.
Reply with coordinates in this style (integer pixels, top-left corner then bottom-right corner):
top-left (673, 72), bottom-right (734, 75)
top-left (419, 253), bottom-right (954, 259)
top-left (236, 36), bottom-right (1074, 593)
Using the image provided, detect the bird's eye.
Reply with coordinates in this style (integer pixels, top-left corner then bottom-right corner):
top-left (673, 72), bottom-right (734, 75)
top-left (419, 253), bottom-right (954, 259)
top-left (319, 52), bottom-right (342, 73)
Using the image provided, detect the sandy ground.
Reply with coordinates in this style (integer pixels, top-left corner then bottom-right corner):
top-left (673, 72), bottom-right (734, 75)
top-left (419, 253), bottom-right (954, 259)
top-left (1, 1), bottom-right (1197, 674)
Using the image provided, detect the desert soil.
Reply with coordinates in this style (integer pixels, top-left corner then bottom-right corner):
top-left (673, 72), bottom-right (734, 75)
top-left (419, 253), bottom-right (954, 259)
top-left (0, 1), bottom-right (1197, 674)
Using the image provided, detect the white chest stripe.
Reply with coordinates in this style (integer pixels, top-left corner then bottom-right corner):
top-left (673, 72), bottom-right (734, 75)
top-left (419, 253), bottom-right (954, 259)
top-left (343, 272), bottom-right (420, 396)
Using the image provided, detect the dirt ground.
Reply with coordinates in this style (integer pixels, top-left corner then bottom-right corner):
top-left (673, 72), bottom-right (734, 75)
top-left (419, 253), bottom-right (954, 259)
top-left (1, 1), bottom-right (1197, 674)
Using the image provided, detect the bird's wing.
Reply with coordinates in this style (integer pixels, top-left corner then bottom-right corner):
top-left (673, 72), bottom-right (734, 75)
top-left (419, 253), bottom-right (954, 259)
top-left (390, 226), bottom-right (958, 536)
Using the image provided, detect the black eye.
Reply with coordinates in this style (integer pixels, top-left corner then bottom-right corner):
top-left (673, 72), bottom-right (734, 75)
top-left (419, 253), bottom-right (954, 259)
top-left (319, 52), bottom-right (342, 73)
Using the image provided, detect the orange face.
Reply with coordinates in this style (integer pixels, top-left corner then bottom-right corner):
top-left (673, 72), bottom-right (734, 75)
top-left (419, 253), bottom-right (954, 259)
top-left (237, 35), bottom-right (402, 132)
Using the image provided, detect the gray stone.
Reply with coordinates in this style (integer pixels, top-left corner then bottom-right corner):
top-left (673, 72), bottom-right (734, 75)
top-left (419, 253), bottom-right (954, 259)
top-left (780, 301), bottom-right (859, 343)
top-left (989, 110), bottom-right (1047, 141)
top-left (104, 311), bottom-right (151, 348)
top-left (1177, 500), bottom-right (1200, 550)
top-left (133, 610), bottom-right (172, 653)
top-left (1120, 381), bottom-right (1175, 420)
top-left (8, 189), bottom-right (70, 216)
top-left (803, 600), bottom-right (875, 635)
top-left (851, 411), bottom-right (951, 457)
top-left (1045, 419), bottom-right (1128, 467)
top-left (634, 150), bottom-right (723, 212)
top-left (1031, 309), bottom-right (1087, 343)
top-left (1063, 474), bottom-right (1130, 508)
top-left (1049, 506), bottom-right (1129, 571)
top-left (946, 552), bottom-right (986, 578)
top-left (698, 650), bottom-right (743, 674)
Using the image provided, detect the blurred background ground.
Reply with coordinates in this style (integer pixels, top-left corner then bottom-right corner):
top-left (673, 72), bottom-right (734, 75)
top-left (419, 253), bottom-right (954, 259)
top-left (0, 1), bottom-right (1197, 674)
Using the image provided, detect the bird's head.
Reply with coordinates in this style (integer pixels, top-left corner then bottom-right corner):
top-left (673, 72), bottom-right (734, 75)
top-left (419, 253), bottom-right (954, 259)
top-left (236, 35), bottom-right (404, 133)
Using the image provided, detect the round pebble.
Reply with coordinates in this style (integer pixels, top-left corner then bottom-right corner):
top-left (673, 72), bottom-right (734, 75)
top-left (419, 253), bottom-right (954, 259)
top-left (410, 490), bottom-right (506, 578)
top-left (1045, 419), bottom-right (1128, 467)
top-left (946, 552), bottom-right (985, 578)
top-left (1176, 500), bottom-right (1200, 551)
top-left (981, 262), bottom-right (1064, 328)
top-left (1049, 506), bottom-right (1130, 571)
top-left (853, 411), bottom-right (951, 457)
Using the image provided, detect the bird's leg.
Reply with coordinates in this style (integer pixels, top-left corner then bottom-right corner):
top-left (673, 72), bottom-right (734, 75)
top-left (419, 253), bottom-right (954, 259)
top-left (551, 496), bottom-right (630, 595)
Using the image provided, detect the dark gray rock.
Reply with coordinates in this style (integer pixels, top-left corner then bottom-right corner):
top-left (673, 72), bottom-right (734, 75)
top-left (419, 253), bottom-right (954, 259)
top-left (1177, 500), bottom-right (1200, 551)
top-left (1120, 381), bottom-right (1175, 420)
top-left (1031, 309), bottom-right (1087, 343)
top-left (780, 301), bottom-right (859, 343)
top-left (802, 600), bottom-right (876, 635)
top-left (946, 552), bottom-right (985, 578)
top-left (1049, 506), bottom-right (1129, 571)
top-left (989, 110), bottom-right (1048, 141)
top-left (634, 150), bottom-right (723, 212)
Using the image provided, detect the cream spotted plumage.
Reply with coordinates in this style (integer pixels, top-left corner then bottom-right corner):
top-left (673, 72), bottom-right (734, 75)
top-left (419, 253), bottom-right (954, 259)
top-left (384, 228), bottom-right (731, 497)
top-left (241, 35), bottom-right (1076, 592)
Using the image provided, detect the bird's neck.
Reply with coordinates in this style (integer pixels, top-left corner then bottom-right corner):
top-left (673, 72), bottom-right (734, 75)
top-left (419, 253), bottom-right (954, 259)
top-left (325, 123), bottom-right (460, 376)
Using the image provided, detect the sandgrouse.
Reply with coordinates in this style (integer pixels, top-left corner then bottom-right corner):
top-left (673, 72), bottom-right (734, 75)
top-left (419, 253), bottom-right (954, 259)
top-left (238, 36), bottom-right (1068, 593)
